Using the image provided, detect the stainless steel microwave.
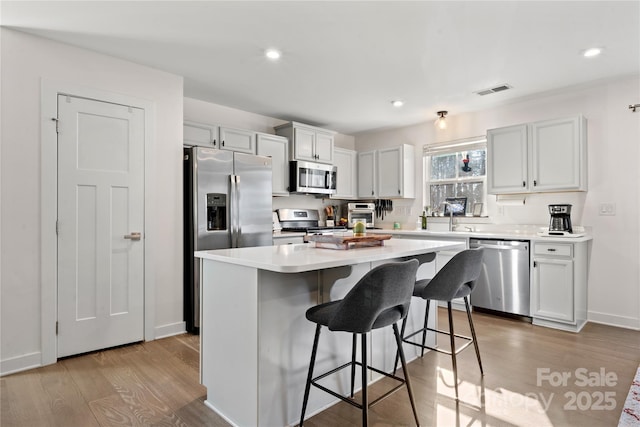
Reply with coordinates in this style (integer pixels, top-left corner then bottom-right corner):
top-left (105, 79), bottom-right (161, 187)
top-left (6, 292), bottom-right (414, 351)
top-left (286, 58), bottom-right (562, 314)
top-left (289, 160), bottom-right (337, 195)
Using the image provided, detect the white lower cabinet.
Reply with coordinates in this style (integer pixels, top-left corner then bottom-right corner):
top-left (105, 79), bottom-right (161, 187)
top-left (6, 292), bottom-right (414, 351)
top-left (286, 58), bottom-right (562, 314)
top-left (531, 241), bottom-right (588, 332)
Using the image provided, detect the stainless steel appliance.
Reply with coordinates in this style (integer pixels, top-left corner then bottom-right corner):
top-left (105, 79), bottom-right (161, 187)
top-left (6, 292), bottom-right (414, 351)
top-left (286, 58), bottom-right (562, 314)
top-left (347, 203), bottom-right (375, 228)
top-left (184, 146), bottom-right (273, 332)
top-left (548, 204), bottom-right (573, 234)
top-left (469, 238), bottom-right (531, 317)
top-left (277, 208), bottom-right (346, 233)
top-left (289, 160), bottom-right (337, 195)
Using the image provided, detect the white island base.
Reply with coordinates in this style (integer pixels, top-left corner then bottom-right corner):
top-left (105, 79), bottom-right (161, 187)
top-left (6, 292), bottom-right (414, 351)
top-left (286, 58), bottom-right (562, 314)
top-left (196, 239), bottom-right (465, 426)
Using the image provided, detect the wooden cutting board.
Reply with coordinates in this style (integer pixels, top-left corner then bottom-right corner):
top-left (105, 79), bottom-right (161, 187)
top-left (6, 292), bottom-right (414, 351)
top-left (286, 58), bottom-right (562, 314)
top-left (304, 234), bottom-right (392, 249)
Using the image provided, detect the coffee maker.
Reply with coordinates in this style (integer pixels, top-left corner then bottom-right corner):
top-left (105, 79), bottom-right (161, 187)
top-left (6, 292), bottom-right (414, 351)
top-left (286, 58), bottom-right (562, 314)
top-left (548, 204), bottom-right (573, 234)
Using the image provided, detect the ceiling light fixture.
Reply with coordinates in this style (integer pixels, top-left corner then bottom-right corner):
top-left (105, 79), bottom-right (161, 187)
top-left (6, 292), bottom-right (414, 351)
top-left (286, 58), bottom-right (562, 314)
top-left (583, 47), bottom-right (602, 58)
top-left (391, 100), bottom-right (404, 107)
top-left (434, 111), bottom-right (448, 130)
top-left (265, 49), bottom-right (281, 60)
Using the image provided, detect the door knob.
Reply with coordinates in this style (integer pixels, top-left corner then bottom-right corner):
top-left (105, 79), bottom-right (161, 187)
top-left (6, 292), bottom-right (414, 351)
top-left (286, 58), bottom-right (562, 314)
top-left (124, 232), bottom-right (142, 241)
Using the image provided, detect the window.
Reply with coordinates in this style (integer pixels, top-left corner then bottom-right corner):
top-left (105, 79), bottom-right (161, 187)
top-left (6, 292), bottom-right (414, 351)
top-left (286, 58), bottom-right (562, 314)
top-left (423, 137), bottom-right (487, 216)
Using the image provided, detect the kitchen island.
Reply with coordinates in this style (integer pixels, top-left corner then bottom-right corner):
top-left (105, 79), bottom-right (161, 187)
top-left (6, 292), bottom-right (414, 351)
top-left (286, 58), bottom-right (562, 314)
top-left (195, 238), bottom-right (465, 427)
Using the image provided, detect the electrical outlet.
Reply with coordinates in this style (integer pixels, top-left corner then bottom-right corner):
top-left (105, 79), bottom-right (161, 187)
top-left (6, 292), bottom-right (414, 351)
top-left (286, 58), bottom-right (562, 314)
top-left (599, 203), bottom-right (616, 216)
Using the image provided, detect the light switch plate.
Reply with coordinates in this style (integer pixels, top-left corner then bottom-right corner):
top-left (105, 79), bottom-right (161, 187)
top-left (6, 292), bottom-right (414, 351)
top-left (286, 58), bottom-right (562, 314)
top-left (599, 203), bottom-right (616, 216)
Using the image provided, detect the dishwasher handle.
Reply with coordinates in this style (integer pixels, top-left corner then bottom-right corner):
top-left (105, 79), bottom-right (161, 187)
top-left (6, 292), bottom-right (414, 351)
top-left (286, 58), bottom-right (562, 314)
top-left (470, 240), bottom-right (529, 251)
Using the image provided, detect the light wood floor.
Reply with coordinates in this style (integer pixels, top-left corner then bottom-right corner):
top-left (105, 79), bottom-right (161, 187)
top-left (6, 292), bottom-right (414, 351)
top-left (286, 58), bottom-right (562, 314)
top-left (2, 309), bottom-right (639, 426)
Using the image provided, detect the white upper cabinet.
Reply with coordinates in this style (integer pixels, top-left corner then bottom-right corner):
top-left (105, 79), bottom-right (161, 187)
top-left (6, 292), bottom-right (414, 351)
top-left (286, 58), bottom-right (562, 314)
top-left (377, 144), bottom-right (415, 198)
top-left (487, 115), bottom-right (587, 194)
top-left (530, 116), bottom-right (586, 192)
top-left (256, 133), bottom-right (289, 196)
top-left (357, 150), bottom-right (377, 198)
top-left (184, 121), bottom-right (256, 154)
top-left (184, 121), bottom-right (219, 148)
top-left (275, 122), bottom-right (335, 164)
top-left (219, 126), bottom-right (256, 154)
top-left (331, 147), bottom-right (357, 200)
top-left (487, 124), bottom-right (528, 193)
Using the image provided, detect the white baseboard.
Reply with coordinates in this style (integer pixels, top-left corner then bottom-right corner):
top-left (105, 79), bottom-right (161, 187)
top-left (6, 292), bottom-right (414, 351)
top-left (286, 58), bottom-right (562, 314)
top-left (1, 351), bottom-right (42, 377)
top-left (588, 311), bottom-right (640, 330)
top-left (154, 321), bottom-right (187, 339)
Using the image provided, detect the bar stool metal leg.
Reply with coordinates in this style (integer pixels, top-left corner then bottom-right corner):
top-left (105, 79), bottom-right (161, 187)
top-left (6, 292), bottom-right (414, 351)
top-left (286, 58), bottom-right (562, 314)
top-left (300, 324), bottom-right (321, 427)
top-left (350, 333), bottom-right (357, 397)
top-left (447, 302), bottom-right (459, 399)
top-left (420, 300), bottom-right (431, 358)
top-left (393, 323), bottom-right (421, 426)
top-left (464, 297), bottom-right (484, 374)
top-left (360, 333), bottom-right (368, 426)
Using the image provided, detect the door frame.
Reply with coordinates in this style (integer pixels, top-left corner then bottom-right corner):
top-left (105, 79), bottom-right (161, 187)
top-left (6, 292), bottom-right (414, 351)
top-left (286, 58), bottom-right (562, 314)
top-left (40, 80), bottom-right (157, 365)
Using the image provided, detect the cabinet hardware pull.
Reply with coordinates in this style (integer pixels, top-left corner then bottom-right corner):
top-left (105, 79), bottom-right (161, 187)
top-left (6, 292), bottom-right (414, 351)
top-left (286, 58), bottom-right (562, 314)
top-left (124, 232), bottom-right (142, 241)
top-left (398, 189), bottom-right (400, 194)
top-left (534, 180), bottom-right (537, 186)
top-left (523, 181), bottom-right (526, 187)
top-left (547, 248), bottom-right (556, 252)
top-left (534, 261), bottom-right (537, 267)
top-left (213, 139), bottom-right (216, 146)
top-left (222, 140), bottom-right (225, 147)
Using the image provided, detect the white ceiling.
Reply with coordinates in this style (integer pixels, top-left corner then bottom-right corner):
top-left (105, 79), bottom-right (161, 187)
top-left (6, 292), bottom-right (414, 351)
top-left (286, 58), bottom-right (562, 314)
top-left (2, 1), bottom-right (639, 135)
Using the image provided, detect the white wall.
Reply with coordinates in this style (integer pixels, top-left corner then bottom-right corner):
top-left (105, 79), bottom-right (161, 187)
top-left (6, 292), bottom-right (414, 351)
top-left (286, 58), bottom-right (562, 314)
top-left (0, 29), bottom-right (185, 373)
top-left (184, 97), bottom-right (356, 218)
top-left (355, 76), bottom-right (640, 330)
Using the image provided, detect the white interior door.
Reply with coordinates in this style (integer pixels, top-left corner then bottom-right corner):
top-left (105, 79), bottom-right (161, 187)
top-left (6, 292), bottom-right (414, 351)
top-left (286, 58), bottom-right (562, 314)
top-left (57, 95), bottom-right (144, 358)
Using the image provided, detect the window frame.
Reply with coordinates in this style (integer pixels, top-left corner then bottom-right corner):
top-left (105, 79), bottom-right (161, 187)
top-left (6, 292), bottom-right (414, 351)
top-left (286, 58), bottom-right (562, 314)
top-left (423, 136), bottom-right (487, 216)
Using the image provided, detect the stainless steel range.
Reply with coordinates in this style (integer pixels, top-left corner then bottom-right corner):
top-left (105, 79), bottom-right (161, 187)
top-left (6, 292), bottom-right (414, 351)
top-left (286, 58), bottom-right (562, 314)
top-left (276, 209), bottom-right (346, 234)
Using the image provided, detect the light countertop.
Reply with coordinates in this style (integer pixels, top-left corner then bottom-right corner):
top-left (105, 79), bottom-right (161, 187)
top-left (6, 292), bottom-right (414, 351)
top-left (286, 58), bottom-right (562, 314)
top-left (364, 226), bottom-right (593, 243)
top-left (195, 238), bottom-right (465, 273)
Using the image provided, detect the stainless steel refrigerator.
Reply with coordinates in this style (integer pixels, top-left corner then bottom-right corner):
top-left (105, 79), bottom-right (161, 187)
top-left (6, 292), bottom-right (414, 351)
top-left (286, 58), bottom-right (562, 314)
top-left (183, 146), bottom-right (273, 333)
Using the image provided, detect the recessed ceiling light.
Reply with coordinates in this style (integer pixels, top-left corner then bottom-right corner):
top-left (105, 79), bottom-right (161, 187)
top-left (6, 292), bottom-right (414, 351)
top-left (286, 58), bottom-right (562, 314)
top-left (391, 100), bottom-right (404, 107)
top-left (583, 47), bottom-right (602, 58)
top-left (265, 49), bottom-right (281, 60)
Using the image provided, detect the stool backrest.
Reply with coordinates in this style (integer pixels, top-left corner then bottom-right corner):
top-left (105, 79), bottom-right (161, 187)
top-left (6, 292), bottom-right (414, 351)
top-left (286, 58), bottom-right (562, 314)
top-left (419, 248), bottom-right (484, 300)
top-left (328, 259), bottom-right (419, 333)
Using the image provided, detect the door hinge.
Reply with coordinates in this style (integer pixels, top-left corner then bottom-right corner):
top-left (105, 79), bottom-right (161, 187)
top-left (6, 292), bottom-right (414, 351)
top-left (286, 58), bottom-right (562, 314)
top-left (56, 321), bottom-right (59, 335)
top-left (51, 118), bottom-right (59, 133)
top-left (56, 220), bottom-right (59, 235)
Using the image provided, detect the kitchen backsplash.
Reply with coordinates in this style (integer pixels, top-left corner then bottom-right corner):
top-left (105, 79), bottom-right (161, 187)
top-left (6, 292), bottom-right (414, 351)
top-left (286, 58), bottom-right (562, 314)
top-left (272, 191), bottom-right (587, 230)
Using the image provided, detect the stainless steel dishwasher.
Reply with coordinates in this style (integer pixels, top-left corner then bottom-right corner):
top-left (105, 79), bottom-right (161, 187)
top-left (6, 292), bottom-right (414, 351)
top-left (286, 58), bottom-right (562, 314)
top-left (469, 238), bottom-right (530, 317)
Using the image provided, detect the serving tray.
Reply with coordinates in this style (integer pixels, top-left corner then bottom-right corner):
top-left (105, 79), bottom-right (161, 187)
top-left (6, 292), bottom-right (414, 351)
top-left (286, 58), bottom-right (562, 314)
top-left (304, 234), bottom-right (392, 250)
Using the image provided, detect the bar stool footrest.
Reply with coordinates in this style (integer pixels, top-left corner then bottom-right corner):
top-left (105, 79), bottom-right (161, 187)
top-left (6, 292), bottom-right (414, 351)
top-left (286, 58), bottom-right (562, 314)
top-left (402, 327), bottom-right (475, 356)
top-left (310, 360), bottom-right (410, 410)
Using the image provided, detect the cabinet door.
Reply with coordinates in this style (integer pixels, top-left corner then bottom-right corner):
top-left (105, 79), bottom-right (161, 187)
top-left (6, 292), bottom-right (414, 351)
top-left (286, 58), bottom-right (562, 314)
top-left (357, 151), bottom-right (377, 198)
top-left (331, 148), bottom-right (356, 199)
top-left (219, 127), bottom-right (256, 154)
top-left (315, 132), bottom-right (334, 163)
top-left (531, 116), bottom-right (585, 191)
top-left (184, 121), bottom-right (219, 148)
top-left (532, 257), bottom-right (574, 323)
top-left (257, 134), bottom-right (289, 196)
top-left (487, 124), bottom-right (528, 194)
top-left (378, 147), bottom-right (401, 197)
top-left (293, 127), bottom-right (316, 161)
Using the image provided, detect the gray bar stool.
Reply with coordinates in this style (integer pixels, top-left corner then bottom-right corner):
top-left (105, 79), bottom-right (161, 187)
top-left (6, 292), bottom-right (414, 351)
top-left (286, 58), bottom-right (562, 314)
top-left (299, 259), bottom-right (420, 426)
top-left (395, 248), bottom-right (485, 399)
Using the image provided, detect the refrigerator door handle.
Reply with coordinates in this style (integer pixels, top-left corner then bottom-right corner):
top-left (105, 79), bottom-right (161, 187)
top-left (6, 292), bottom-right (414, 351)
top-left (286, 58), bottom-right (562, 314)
top-left (230, 174), bottom-right (238, 248)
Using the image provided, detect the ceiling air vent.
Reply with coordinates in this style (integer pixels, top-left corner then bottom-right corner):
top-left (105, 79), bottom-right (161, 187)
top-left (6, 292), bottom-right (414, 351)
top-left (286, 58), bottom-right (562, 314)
top-left (475, 84), bottom-right (512, 96)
